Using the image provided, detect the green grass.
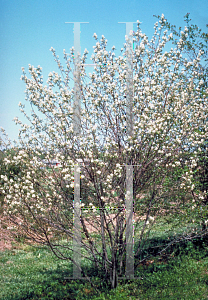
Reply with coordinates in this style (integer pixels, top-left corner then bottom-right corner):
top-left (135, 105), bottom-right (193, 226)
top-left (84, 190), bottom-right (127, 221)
top-left (0, 201), bottom-right (207, 299)
top-left (0, 229), bottom-right (208, 299)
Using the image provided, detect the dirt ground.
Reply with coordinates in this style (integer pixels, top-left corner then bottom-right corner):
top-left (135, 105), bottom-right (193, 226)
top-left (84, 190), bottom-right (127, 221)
top-left (0, 216), bottom-right (15, 251)
top-left (0, 211), bottom-right (149, 252)
top-left (0, 192), bottom-right (179, 252)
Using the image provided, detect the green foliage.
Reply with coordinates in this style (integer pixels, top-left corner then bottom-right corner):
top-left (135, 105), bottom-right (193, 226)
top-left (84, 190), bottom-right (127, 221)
top-left (0, 149), bottom-right (22, 180)
top-left (194, 143), bottom-right (208, 198)
top-left (0, 149), bottom-right (22, 211)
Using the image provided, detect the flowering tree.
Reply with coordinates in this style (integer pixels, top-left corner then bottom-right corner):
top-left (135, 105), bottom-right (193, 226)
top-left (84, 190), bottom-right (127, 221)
top-left (1, 14), bottom-right (208, 290)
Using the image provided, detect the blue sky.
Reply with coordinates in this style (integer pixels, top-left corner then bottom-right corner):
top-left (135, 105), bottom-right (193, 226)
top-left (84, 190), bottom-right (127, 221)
top-left (0, 0), bottom-right (207, 143)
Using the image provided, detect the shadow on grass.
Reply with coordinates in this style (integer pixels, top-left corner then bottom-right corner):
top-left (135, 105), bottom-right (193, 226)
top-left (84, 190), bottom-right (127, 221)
top-left (134, 229), bottom-right (208, 263)
top-left (2, 232), bottom-right (208, 300)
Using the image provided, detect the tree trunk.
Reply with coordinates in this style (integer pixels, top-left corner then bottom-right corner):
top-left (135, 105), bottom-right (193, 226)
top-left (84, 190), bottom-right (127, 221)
top-left (110, 250), bottom-right (118, 289)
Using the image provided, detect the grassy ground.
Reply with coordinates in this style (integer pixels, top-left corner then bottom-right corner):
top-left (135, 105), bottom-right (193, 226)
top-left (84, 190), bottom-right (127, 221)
top-left (0, 224), bottom-right (208, 299)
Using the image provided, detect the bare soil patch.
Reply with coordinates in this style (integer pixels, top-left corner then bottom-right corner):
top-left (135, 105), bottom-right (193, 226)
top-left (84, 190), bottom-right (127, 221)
top-left (0, 216), bottom-right (15, 251)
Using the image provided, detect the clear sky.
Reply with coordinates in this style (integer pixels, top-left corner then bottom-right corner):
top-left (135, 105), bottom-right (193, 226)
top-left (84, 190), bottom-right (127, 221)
top-left (0, 0), bottom-right (207, 143)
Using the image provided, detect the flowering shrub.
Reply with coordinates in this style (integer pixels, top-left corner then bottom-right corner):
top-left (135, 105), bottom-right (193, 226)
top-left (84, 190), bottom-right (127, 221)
top-left (0, 14), bottom-right (208, 290)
